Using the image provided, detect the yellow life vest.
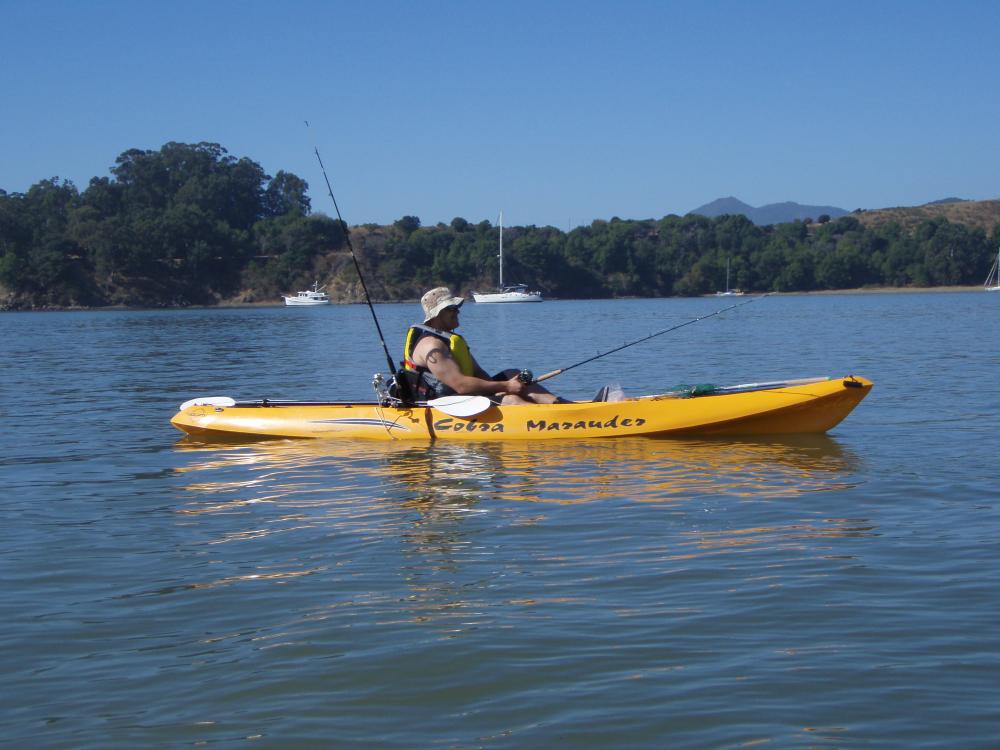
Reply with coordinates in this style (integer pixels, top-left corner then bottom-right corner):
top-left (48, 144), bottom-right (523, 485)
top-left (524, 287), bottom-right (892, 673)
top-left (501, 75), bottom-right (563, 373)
top-left (403, 325), bottom-right (475, 376)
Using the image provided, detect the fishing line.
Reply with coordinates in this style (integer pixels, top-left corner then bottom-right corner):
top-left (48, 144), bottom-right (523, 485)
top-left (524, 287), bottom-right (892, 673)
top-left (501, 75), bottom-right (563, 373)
top-left (534, 293), bottom-right (770, 383)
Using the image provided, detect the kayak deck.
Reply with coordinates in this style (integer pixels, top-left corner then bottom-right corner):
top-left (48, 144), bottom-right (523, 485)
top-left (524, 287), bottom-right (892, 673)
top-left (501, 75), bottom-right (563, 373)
top-left (171, 376), bottom-right (872, 441)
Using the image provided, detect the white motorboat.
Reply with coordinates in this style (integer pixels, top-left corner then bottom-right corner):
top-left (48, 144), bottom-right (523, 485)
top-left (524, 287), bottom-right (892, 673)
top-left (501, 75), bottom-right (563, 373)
top-left (473, 211), bottom-right (543, 303)
top-left (283, 281), bottom-right (330, 306)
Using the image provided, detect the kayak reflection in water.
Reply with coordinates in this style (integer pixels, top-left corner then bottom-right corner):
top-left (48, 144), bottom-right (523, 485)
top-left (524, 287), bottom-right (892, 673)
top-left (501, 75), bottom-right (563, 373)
top-left (401, 287), bottom-right (569, 405)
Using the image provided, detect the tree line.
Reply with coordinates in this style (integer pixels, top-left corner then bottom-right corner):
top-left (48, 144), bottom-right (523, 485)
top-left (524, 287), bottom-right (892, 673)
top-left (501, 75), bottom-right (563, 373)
top-left (0, 142), bottom-right (343, 308)
top-left (2, 142), bottom-right (997, 309)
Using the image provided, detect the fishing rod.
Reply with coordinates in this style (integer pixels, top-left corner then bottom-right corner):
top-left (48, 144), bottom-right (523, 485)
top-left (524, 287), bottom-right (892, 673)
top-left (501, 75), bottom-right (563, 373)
top-left (533, 293), bottom-right (769, 383)
top-left (306, 122), bottom-right (407, 395)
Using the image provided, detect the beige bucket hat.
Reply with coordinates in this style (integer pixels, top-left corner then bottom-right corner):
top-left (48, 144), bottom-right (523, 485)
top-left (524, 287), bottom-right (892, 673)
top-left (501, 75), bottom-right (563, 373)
top-left (421, 287), bottom-right (465, 323)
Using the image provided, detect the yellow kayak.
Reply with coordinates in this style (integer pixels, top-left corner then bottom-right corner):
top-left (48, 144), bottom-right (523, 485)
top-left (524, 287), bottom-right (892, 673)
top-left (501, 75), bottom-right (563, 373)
top-left (171, 375), bottom-right (872, 441)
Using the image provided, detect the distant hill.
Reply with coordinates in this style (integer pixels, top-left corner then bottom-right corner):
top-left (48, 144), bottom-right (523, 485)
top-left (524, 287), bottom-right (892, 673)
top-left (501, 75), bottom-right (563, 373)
top-left (690, 197), bottom-right (756, 217)
top-left (688, 196), bottom-right (848, 225)
top-left (850, 198), bottom-right (1000, 235)
top-left (925, 197), bottom-right (968, 206)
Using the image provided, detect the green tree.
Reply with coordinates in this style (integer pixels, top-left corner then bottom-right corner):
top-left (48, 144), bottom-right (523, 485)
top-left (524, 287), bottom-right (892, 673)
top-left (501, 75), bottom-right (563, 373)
top-left (394, 215), bottom-right (421, 236)
top-left (264, 171), bottom-right (310, 217)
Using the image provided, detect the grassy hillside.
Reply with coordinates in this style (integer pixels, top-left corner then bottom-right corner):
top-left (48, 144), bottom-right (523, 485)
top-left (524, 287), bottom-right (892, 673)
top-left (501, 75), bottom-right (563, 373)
top-left (849, 199), bottom-right (1000, 236)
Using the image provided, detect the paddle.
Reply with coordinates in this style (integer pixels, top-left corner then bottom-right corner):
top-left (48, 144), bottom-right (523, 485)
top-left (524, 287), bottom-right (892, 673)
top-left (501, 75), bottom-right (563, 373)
top-left (424, 394), bottom-right (494, 417)
top-left (178, 395), bottom-right (493, 418)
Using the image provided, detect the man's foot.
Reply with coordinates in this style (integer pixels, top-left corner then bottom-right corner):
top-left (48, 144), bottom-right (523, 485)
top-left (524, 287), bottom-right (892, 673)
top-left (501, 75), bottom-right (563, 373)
top-left (593, 385), bottom-right (625, 402)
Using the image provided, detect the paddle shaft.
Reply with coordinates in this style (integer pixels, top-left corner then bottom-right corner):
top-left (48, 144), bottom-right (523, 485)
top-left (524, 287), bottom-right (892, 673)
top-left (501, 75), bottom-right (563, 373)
top-left (534, 294), bottom-right (769, 383)
top-left (225, 395), bottom-right (491, 417)
top-left (307, 125), bottom-right (400, 380)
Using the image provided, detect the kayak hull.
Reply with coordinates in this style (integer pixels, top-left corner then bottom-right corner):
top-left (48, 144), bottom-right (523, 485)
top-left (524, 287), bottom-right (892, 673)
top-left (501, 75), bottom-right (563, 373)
top-left (171, 376), bottom-right (872, 441)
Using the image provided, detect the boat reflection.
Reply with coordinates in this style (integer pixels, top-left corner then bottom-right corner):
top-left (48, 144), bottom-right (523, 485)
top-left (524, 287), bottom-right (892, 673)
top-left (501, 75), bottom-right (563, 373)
top-left (174, 434), bottom-right (861, 510)
top-left (171, 436), bottom-right (868, 628)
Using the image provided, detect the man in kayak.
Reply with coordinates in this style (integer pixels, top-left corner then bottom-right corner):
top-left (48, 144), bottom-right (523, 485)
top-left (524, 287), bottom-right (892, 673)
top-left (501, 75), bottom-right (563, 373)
top-left (402, 287), bottom-right (567, 404)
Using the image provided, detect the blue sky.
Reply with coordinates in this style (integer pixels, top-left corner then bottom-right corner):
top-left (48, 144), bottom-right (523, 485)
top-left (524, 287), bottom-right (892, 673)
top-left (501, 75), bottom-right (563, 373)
top-left (2, 1), bottom-right (998, 228)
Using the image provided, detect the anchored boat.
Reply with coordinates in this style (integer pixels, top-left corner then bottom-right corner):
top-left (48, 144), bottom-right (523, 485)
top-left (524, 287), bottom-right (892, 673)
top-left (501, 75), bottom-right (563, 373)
top-left (283, 281), bottom-right (330, 306)
top-left (715, 257), bottom-right (744, 296)
top-left (985, 246), bottom-right (1000, 292)
top-left (171, 375), bottom-right (872, 441)
top-left (472, 211), bottom-right (543, 303)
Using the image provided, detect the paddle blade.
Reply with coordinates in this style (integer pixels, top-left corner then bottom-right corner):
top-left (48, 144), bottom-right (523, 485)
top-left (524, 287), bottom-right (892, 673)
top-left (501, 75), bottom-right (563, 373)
top-left (426, 395), bottom-right (493, 417)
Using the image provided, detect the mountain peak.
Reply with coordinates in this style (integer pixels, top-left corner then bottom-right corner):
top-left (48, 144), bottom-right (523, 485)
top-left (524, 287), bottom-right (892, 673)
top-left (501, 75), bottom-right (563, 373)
top-left (693, 196), bottom-right (755, 215)
top-left (688, 197), bottom-right (848, 225)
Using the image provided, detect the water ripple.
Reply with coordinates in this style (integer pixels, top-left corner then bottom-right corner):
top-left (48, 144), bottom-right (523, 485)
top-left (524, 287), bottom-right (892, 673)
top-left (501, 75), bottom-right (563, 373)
top-left (3, 297), bottom-right (1000, 748)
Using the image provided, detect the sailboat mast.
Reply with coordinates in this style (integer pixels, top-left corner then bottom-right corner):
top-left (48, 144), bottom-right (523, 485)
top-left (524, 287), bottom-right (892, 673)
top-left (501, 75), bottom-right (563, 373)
top-left (987, 246), bottom-right (1000, 291)
top-left (498, 210), bottom-right (504, 290)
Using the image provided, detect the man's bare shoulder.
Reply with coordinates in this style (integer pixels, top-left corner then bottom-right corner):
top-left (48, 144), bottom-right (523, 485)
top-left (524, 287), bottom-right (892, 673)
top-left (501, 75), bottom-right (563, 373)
top-left (412, 335), bottom-right (451, 366)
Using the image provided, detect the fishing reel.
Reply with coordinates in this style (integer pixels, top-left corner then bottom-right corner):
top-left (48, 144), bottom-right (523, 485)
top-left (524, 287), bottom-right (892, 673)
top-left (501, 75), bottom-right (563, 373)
top-left (372, 372), bottom-right (391, 405)
top-left (517, 369), bottom-right (534, 384)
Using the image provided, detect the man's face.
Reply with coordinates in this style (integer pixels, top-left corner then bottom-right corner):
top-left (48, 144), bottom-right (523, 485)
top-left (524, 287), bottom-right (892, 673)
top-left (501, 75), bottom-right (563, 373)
top-left (439, 305), bottom-right (461, 330)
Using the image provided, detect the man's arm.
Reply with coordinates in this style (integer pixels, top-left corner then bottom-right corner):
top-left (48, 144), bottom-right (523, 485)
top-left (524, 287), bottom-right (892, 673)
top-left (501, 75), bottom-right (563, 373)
top-left (422, 342), bottom-right (525, 397)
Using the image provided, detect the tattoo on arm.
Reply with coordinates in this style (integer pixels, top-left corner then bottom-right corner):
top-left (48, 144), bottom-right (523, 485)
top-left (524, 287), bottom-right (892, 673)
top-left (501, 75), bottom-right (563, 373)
top-left (424, 346), bottom-right (468, 390)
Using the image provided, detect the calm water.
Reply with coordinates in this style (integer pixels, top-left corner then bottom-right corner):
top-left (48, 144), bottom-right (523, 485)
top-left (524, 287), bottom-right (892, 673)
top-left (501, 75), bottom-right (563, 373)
top-left (2, 293), bottom-right (998, 749)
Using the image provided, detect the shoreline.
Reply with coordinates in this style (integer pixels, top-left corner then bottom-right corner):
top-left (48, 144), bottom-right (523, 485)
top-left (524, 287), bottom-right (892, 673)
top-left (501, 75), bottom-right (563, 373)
top-left (1, 285), bottom-right (987, 312)
top-left (760, 285), bottom-right (983, 296)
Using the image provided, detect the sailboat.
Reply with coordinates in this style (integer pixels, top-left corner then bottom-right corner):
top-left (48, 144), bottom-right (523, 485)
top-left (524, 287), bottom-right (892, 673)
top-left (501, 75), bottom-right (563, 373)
top-left (985, 247), bottom-right (1000, 292)
top-left (472, 211), bottom-right (543, 303)
top-left (716, 257), bottom-right (744, 296)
